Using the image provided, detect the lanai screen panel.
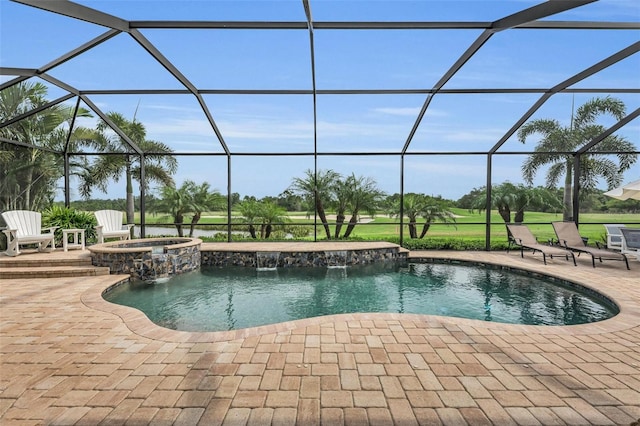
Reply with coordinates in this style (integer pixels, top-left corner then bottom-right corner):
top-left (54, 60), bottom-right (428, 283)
top-left (45, 33), bottom-right (185, 91)
top-left (316, 94), bottom-right (424, 153)
top-left (309, 0), bottom-right (540, 21)
top-left (0, 1), bottom-right (105, 68)
top-left (140, 29), bottom-right (312, 90)
top-left (445, 29), bottom-right (639, 90)
top-left (498, 93), bottom-right (640, 154)
top-left (204, 94), bottom-right (315, 154)
top-left (74, 0), bottom-right (308, 21)
top-left (408, 93), bottom-right (541, 153)
top-left (83, 94), bottom-right (226, 153)
top-left (313, 30), bottom-right (480, 90)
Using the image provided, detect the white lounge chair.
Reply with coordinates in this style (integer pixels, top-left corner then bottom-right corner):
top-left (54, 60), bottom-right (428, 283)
top-left (95, 210), bottom-right (134, 243)
top-left (1, 210), bottom-right (57, 256)
top-left (603, 224), bottom-right (626, 251)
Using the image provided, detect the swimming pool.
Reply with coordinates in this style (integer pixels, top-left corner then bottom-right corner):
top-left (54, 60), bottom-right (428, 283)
top-left (103, 262), bottom-right (617, 332)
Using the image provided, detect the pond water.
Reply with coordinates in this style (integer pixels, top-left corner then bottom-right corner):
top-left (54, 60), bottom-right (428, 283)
top-left (104, 262), bottom-right (617, 332)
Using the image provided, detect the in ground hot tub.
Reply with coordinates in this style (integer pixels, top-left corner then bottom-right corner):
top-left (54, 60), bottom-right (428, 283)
top-left (89, 237), bottom-right (202, 280)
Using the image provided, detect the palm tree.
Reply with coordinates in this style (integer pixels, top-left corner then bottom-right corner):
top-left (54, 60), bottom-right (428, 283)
top-left (0, 81), bottom-right (95, 211)
top-left (331, 176), bottom-right (351, 239)
top-left (237, 199), bottom-right (261, 239)
top-left (342, 174), bottom-right (385, 239)
top-left (289, 169), bottom-right (340, 240)
top-left (471, 182), bottom-right (562, 224)
top-left (257, 202), bottom-right (288, 239)
top-left (157, 183), bottom-right (190, 236)
top-left (185, 181), bottom-right (224, 237)
top-left (418, 196), bottom-right (457, 238)
top-left (518, 96), bottom-right (637, 221)
top-left (80, 112), bottom-right (178, 227)
top-left (388, 193), bottom-right (423, 239)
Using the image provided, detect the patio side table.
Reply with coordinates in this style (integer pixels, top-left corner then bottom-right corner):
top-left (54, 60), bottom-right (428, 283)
top-left (63, 228), bottom-right (85, 252)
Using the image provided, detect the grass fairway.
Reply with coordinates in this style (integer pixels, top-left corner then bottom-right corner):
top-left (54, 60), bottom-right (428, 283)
top-left (138, 209), bottom-right (638, 247)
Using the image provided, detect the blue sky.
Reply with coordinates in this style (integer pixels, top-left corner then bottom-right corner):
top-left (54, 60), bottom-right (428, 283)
top-left (1, 0), bottom-right (639, 201)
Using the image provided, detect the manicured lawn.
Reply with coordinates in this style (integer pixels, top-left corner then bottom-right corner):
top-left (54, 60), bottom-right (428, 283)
top-left (138, 209), bottom-right (638, 247)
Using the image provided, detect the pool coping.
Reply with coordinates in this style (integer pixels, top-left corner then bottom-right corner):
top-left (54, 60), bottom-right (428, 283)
top-left (81, 248), bottom-right (640, 344)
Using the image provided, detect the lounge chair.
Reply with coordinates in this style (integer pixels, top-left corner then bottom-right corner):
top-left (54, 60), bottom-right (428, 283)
top-left (620, 228), bottom-right (640, 259)
top-left (552, 221), bottom-right (629, 269)
top-left (506, 224), bottom-right (576, 265)
top-left (95, 210), bottom-right (134, 244)
top-left (603, 224), bottom-right (626, 251)
top-left (1, 210), bottom-right (57, 256)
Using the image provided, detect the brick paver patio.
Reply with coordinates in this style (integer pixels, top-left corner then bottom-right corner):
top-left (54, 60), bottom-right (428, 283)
top-left (1, 247), bottom-right (639, 425)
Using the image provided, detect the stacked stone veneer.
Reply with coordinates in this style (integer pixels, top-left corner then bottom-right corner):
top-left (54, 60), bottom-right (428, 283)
top-left (92, 240), bottom-right (407, 279)
top-left (201, 247), bottom-right (407, 268)
top-left (89, 238), bottom-right (202, 281)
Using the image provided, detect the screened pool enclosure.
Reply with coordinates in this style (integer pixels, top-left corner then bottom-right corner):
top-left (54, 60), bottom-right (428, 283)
top-left (1, 0), bottom-right (639, 247)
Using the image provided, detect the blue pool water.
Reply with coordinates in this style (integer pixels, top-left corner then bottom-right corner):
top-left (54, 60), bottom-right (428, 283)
top-left (104, 262), bottom-right (617, 332)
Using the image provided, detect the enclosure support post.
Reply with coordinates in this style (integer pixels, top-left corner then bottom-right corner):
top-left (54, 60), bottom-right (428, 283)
top-left (485, 154), bottom-right (493, 251)
top-left (64, 153), bottom-right (70, 207)
top-left (140, 154), bottom-right (145, 239)
top-left (227, 155), bottom-right (232, 242)
top-left (399, 155), bottom-right (405, 247)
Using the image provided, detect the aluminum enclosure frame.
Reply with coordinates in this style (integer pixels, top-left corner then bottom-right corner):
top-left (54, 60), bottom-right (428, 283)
top-left (1, 0), bottom-right (639, 248)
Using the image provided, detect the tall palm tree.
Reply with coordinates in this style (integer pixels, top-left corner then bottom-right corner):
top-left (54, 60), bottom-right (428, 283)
top-left (518, 96), bottom-right (637, 221)
top-left (80, 112), bottom-right (178, 226)
top-left (289, 169), bottom-right (339, 240)
top-left (342, 174), bottom-right (385, 239)
top-left (0, 81), bottom-right (95, 211)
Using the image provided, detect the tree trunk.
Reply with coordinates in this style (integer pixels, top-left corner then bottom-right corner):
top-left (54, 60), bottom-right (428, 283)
top-left (563, 161), bottom-right (573, 221)
top-left (316, 199), bottom-right (332, 240)
top-left (24, 166), bottom-right (33, 210)
top-left (175, 213), bottom-right (184, 237)
top-left (265, 224), bottom-right (272, 239)
top-left (514, 210), bottom-right (524, 224)
top-left (189, 212), bottom-right (201, 237)
top-left (409, 218), bottom-right (417, 239)
top-left (334, 212), bottom-right (345, 239)
top-left (498, 205), bottom-right (511, 223)
top-left (248, 224), bottom-right (257, 239)
top-left (419, 222), bottom-right (431, 239)
top-left (125, 157), bottom-right (135, 238)
top-left (343, 213), bottom-right (359, 238)
top-left (260, 224), bottom-right (267, 239)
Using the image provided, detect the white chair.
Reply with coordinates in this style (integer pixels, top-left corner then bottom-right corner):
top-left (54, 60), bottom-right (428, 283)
top-left (603, 224), bottom-right (626, 251)
top-left (1, 210), bottom-right (57, 256)
top-left (620, 228), bottom-right (640, 259)
top-left (94, 210), bottom-right (134, 244)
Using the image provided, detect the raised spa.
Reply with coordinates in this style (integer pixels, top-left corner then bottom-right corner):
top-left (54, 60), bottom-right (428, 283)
top-left (103, 261), bottom-right (618, 331)
top-left (89, 237), bottom-right (202, 280)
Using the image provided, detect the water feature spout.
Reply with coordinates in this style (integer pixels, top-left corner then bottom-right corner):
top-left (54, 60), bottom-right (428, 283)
top-left (325, 250), bottom-right (347, 268)
top-left (256, 251), bottom-right (280, 270)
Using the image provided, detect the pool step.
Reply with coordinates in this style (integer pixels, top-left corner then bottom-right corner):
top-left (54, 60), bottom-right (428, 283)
top-left (0, 249), bottom-right (111, 279)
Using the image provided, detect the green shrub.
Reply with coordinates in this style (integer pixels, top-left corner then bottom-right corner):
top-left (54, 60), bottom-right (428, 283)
top-left (41, 206), bottom-right (98, 245)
